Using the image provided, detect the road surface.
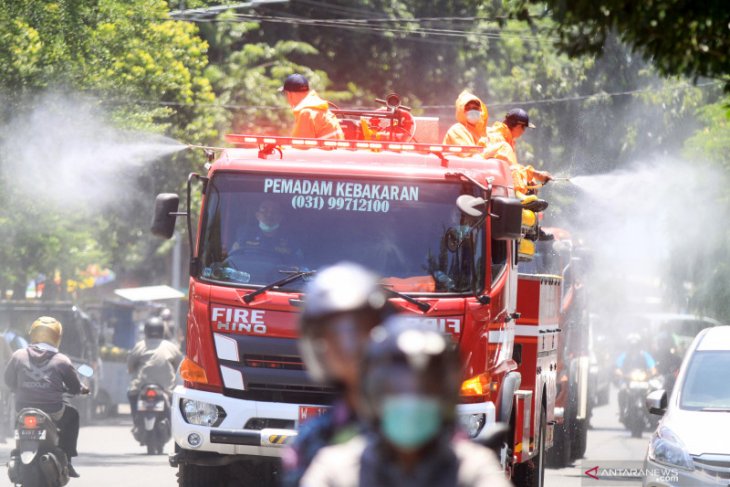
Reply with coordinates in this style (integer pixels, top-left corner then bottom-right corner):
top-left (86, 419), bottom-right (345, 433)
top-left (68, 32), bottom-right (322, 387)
top-left (0, 387), bottom-right (651, 486)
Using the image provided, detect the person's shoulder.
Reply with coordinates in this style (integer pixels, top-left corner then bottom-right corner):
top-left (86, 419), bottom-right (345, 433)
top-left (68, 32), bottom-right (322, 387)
top-left (452, 439), bottom-right (510, 485)
top-left (161, 339), bottom-right (180, 350)
top-left (9, 347), bottom-right (25, 359)
top-left (299, 435), bottom-right (366, 487)
top-left (52, 352), bottom-right (74, 366)
top-left (309, 435), bottom-right (367, 469)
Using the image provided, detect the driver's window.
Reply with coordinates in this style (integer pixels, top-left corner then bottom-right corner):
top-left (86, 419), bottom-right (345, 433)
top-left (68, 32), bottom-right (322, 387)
top-left (491, 239), bottom-right (507, 283)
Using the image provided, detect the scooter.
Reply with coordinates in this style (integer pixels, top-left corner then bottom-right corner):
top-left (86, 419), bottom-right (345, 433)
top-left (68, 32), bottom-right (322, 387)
top-left (7, 364), bottom-right (93, 487)
top-left (134, 384), bottom-right (171, 455)
top-left (619, 368), bottom-right (663, 438)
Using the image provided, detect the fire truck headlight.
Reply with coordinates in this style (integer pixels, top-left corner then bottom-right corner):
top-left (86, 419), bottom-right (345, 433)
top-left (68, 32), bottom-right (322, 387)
top-left (181, 399), bottom-right (226, 427)
top-left (458, 413), bottom-right (486, 438)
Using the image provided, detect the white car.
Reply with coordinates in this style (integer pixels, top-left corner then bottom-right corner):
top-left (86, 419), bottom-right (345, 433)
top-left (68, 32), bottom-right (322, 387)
top-left (643, 325), bottom-right (730, 486)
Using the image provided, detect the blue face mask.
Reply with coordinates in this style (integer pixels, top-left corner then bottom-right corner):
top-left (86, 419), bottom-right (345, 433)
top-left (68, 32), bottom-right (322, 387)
top-left (381, 394), bottom-right (442, 451)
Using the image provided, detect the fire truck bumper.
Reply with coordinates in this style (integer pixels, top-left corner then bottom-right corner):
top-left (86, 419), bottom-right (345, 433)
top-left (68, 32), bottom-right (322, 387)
top-left (456, 401), bottom-right (497, 441)
top-left (171, 385), bottom-right (299, 460)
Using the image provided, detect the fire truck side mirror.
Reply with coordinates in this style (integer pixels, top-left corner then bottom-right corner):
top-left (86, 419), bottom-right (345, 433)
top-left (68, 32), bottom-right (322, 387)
top-left (151, 193), bottom-right (180, 239)
top-left (456, 195), bottom-right (487, 217)
top-left (490, 197), bottom-right (523, 241)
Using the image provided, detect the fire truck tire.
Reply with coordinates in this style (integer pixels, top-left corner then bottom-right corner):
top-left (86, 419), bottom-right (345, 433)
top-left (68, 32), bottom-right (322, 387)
top-left (546, 419), bottom-right (571, 468)
top-left (513, 405), bottom-right (546, 487)
top-left (571, 418), bottom-right (588, 460)
top-left (177, 464), bottom-right (223, 487)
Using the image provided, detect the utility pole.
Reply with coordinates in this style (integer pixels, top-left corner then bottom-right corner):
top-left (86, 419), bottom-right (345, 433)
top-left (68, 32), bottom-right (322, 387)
top-left (171, 231), bottom-right (183, 340)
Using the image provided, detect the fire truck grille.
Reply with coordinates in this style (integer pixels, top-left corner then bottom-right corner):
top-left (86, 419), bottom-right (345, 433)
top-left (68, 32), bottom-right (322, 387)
top-left (244, 354), bottom-right (304, 371)
top-left (216, 334), bottom-right (336, 404)
top-left (224, 386), bottom-right (336, 405)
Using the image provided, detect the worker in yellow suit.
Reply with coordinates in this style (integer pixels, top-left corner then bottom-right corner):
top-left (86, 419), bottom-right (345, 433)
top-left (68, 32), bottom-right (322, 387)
top-left (484, 108), bottom-right (552, 208)
top-left (442, 90), bottom-right (488, 147)
top-left (281, 74), bottom-right (345, 140)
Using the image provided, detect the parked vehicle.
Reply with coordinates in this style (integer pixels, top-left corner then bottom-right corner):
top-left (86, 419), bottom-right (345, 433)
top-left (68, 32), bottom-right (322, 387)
top-left (7, 365), bottom-right (93, 487)
top-left (134, 384), bottom-right (172, 455)
top-left (644, 325), bottom-right (730, 486)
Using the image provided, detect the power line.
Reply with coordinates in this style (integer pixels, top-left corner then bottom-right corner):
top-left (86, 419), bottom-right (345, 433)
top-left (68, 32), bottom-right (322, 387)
top-left (103, 81), bottom-right (721, 112)
top-left (422, 81), bottom-right (721, 110)
top-left (173, 12), bottom-right (554, 42)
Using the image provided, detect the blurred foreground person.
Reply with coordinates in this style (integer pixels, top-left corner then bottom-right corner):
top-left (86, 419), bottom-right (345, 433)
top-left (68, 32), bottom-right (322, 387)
top-left (281, 73), bottom-right (345, 140)
top-left (300, 318), bottom-right (510, 487)
top-left (4, 317), bottom-right (87, 477)
top-left (128, 317), bottom-right (183, 440)
top-left (281, 262), bottom-right (390, 487)
top-left (442, 90), bottom-right (489, 146)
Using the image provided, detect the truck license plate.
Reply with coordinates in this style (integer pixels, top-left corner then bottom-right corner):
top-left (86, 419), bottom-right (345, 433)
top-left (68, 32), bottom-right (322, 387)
top-left (298, 406), bottom-right (329, 425)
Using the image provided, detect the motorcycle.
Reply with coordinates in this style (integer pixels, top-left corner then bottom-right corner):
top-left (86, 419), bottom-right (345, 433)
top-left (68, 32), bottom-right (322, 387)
top-left (7, 364), bottom-right (93, 487)
top-left (133, 383), bottom-right (171, 455)
top-left (619, 368), bottom-right (664, 438)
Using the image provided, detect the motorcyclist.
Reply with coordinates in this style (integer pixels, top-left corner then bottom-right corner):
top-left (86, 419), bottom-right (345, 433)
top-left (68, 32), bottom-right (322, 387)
top-left (3, 316), bottom-right (88, 478)
top-left (159, 308), bottom-right (175, 341)
top-left (127, 317), bottom-right (183, 440)
top-left (300, 317), bottom-right (511, 487)
top-left (281, 262), bottom-right (391, 487)
top-left (615, 333), bottom-right (657, 420)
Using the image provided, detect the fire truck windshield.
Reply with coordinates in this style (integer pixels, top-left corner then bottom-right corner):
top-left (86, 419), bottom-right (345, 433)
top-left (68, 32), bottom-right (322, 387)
top-left (198, 173), bottom-right (485, 294)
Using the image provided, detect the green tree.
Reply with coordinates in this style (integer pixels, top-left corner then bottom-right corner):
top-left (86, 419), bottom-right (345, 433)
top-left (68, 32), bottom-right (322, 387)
top-left (517, 0), bottom-right (730, 91)
top-left (0, 0), bottom-right (219, 298)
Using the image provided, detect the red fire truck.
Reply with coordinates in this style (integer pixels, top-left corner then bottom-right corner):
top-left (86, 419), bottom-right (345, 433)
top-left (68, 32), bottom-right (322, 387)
top-left (152, 125), bottom-right (557, 486)
top-left (529, 229), bottom-right (592, 467)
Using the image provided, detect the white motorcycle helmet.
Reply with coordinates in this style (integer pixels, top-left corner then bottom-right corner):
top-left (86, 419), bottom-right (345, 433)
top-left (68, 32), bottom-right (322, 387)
top-left (298, 262), bottom-right (389, 383)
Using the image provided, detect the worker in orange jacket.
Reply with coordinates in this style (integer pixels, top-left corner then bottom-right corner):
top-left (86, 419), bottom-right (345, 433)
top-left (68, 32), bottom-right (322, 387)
top-left (442, 90), bottom-right (488, 146)
top-left (281, 74), bottom-right (344, 140)
top-left (484, 108), bottom-right (552, 203)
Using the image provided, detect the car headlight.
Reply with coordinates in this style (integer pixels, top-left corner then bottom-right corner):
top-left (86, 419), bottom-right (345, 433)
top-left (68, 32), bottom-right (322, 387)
top-left (180, 399), bottom-right (226, 427)
top-left (648, 426), bottom-right (694, 471)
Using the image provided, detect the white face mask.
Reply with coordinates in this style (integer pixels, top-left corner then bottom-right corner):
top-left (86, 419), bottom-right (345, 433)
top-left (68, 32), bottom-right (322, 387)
top-left (259, 221), bottom-right (280, 233)
top-left (465, 109), bottom-right (481, 125)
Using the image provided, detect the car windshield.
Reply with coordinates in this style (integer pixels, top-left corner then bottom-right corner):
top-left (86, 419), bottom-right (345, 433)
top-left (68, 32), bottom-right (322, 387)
top-left (680, 351), bottom-right (730, 410)
top-left (198, 173), bottom-right (485, 293)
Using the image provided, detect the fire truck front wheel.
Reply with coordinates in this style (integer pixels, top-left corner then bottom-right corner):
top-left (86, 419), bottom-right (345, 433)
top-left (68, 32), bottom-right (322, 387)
top-left (177, 464), bottom-right (222, 487)
top-left (513, 404), bottom-right (546, 487)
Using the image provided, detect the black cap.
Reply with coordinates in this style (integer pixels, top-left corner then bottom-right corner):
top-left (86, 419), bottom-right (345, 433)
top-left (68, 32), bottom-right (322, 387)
top-left (279, 73), bottom-right (310, 93)
top-left (504, 108), bottom-right (536, 129)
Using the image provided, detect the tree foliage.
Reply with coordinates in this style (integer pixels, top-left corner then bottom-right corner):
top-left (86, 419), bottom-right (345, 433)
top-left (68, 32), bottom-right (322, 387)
top-left (0, 0), bottom-right (219, 298)
top-left (0, 0), bottom-right (728, 313)
top-left (517, 0), bottom-right (730, 91)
